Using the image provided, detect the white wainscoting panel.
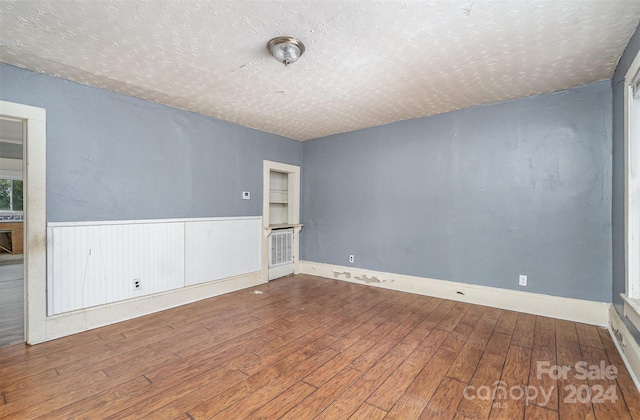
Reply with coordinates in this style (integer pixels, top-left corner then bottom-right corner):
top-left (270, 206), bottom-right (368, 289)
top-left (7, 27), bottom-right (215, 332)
top-left (47, 217), bottom-right (263, 317)
top-left (48, 222), bottom-right (185, 315)
top-left (185, 218), bottom-right (262, 286)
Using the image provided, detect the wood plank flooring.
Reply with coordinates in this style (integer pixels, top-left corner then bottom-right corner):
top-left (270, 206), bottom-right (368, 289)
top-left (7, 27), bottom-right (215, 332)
top-left (1, 274), bottom-right (639, 419)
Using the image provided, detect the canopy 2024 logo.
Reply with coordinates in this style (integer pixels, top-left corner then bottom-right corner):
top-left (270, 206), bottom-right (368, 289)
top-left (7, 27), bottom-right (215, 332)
top-left (463, 361), bottom-right (619, 407)
top-left (537, 361), bottom-right (618, 404)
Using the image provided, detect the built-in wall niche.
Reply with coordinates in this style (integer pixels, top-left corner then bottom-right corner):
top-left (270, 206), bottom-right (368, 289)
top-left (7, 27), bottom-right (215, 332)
top-left (263, 161), bottom-right (300, 229)
top-left (263, 160), bottom-right (301, 281)
top-left (269, 170), bottom-right (289, 226)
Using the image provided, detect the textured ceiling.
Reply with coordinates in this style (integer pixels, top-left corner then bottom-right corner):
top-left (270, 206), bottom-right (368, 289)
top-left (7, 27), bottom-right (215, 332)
top-left (1, 1), bottom-right (639, 141)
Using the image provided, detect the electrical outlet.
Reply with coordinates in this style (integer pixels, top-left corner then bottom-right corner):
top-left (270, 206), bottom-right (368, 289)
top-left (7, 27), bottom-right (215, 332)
top-left (349, 255), bottom-right (354, 263)
top-left (133, 279), bottom-right (142, 290)
top-left (242, 191), bottom-right (250, 200)
top-left (519, 274), bottom-right (527, 286)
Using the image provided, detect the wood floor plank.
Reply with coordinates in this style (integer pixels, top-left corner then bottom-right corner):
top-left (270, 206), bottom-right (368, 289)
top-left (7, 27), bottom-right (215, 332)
top-left (416, 299), bottom-right (457, 332)
top-left (385, 347), bottom-right (459, 419)
top-left (187, 344), bottom-right (339, 418)
top-left (2, 275), bottom-right (639, 420)
top-left (316, 353), bottom-right (403, 419)
top-left (581, 343), bottom-right (632, 420)
top-left (324, 298), bottom-right (395, 340)
top-left (245, 381), bottom-right (316, 419)
top-left (437, 302), bottom-right (472, 332)
top-left (349, 314), bottom-right (420, 372)
top-left (455, 332), bottom-right (512, 419)
top-left (575, 323), bottom-right (604, 350)
top-left (419, 376), bottom-right (468, 420)
top-left (528, 316), bottom-right (559, 412)
top-left (413, 297), bottom-right (446, 316)
top-left (489, 344), bottom-right (532, 420)
top-left (65, 344), bottom-right (257, 419)
top-left (209, 376), bottom-right (301, 419)
top-left (349, 403), bottom-right (388, 420)
top-left (1, 369), bottom-right (111, 418)
top-left (1, 284), bottom-right (287, 369)
top-left (377, 294), bottom-right (423, 322)
top-left (105, 369), bottom-right (247, 419)
top-left (524, 404), bottom-right (560, 420)
top-left (597, 327), bottom-right (640, 420)
top-left (303, 318), bottom-right (398, 387)
top-left (388, 316), bottom-right (439, 359)
top-left (237, 327), bottom-right (336, 376)
top-left (329, 313), bottom-right (387, 352)
top-left (555, 319), bottom-right (595, 420)
top-left (36, 312), bottom-right (256, 382)
top-left (483, 307), bottom-right (503, 321)
top-left (493, 310), bottom-right (518, 336)
top-left (388, 299), bottom-right (454, 359)
top-left (440, 331), bottom-right (470, 354)
top-left (0, 367), bottom-right (59, 400)
top-left (405, 295), bottom-right (437, 315)
top-left (452, 305), bottom-right (487, 337)
top-left (446, 314), bottom-right (499, 383)
top-left (511, 312), bottom-right (536, 348)
top-left (209, 345), bottom-right (339, 419)
top-left (29, 375), bottom-right (153, 419)
top-left (280, 366), bottom-right (362, 419)
top-left (2, 353), bottom-right (178, 416)
top-left (366, 328), bottom-right (450, 411)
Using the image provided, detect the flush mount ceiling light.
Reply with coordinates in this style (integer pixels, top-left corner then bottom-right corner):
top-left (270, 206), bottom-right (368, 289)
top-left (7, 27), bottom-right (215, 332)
top-left (267, 36), bottom-right (305, 66)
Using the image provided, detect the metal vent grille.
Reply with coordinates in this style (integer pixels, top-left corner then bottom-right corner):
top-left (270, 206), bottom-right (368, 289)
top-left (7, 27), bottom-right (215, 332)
top-left (270, 229), bottom-right (293, 267)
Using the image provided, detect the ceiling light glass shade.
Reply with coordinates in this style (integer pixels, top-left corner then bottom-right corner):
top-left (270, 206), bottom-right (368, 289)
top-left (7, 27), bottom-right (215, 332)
top-left (267, 36), bottom-right (305, 66)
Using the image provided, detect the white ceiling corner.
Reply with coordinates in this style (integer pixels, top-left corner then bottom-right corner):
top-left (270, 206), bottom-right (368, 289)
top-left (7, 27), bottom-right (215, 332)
top-left (1, 1), bottom-right (639, 141)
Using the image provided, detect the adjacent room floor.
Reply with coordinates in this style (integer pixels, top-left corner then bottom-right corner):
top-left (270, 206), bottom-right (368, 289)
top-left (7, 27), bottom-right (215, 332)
top-left (0, 259), bottom-right (23, 348)
top-left (0, 274), bottom-right (638, 419)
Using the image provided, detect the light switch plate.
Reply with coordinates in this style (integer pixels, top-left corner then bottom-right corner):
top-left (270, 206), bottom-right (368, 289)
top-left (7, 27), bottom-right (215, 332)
top-left (242, 191), bottom-right (250, 200)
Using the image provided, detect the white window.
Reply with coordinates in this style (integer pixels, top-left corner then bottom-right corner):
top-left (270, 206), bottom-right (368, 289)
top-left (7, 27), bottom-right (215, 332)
top-left (0, 178), bottom-right (23, 213)
top-left (623, 49), bottom-right (640, 329)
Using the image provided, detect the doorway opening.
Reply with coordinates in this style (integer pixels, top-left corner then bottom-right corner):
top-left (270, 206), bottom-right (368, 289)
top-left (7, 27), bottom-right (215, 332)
top-left (0, 116), bottom-right (25, 346)
top-left (0, 100), bottom-right (46, 345)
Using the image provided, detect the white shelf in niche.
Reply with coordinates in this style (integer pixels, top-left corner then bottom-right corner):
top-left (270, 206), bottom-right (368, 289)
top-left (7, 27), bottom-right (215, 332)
top-left (269, 171), bottom-right (289, 226)
top-left (266, 223), bottom-right (303, 230)
top-left (269, 189), bottom-right (288, 204)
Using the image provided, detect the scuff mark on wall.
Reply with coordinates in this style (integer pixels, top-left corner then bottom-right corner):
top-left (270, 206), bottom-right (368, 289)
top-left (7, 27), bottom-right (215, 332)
top-left (332, 270), bottom-right (351, 279)
top-left (331, 268), bottom-right (396, 284)
top-left (354, 274), bottom-right (383, 284)
top-left (611, 325), bottom-right (625, 349)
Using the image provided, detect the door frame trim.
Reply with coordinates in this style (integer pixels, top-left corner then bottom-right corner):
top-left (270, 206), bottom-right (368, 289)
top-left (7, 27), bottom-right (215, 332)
top-left (0, 100), bottom-right (47, 344)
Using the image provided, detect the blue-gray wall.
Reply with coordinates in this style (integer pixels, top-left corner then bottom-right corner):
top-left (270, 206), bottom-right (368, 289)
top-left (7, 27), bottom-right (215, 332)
top-left (301, 80), bottom-right (612, 302)
top-left (612, 23), bottom-right (640, 341)
top-left (0, 63), bottom-right (301, 222)
top-left (0, 57), bottom-right (622, 305)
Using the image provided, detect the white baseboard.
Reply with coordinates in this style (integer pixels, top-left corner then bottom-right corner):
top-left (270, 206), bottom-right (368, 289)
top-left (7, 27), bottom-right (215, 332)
top-left (269, 263), bottom-right (294, 280)
top-left (608, 306), bottom-right (640, 392)
top-left (36, 271), bottom-right (265, 344)
top-left (300, 261), bottom-right (609, 326)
